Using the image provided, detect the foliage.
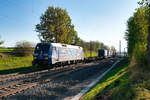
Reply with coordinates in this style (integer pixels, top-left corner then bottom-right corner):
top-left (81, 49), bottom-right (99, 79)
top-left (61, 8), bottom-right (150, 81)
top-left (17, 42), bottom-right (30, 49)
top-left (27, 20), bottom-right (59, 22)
top-left (0, 41), bottom-right (3, 46)
top-left (110, 46), bottom-right (116, 53)
top-left (0, 35), bottom-right (4, 46)
top-left (13, 41), bottom-right (34, 56)
top-left (84, 50), bottom-right (97, 57)
top-left (132, 44), bottom-right (147, 65)
top-left (80, 40), bottom-right (108, 53)
top-left (125, 0), bottom-right (148, 65)
top-left (36, 6), bottom-right (80, 45)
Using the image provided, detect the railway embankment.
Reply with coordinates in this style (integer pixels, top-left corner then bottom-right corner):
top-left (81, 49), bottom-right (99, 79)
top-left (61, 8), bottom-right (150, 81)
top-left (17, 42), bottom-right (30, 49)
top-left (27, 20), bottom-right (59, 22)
top-left (82, 57), bottom-right (150, 100)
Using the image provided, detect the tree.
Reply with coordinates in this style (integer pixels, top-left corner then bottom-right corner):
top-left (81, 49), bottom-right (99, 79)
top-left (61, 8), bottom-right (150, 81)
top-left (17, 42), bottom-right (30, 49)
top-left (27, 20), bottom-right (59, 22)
top-left (13, 41), bottom-right (34, 56)
top-left (125, 0), bottom-right (149, 65)
top-left (36, 6), bottom-right (79, 44)
top-left (138, 0), bottom-right (150, 68)
top-left (0, 36), bottom-right (4, 47)
top-left (147, 1), bottom-right (150, 68)
top-left (110, 46), bottom-right (116, 53)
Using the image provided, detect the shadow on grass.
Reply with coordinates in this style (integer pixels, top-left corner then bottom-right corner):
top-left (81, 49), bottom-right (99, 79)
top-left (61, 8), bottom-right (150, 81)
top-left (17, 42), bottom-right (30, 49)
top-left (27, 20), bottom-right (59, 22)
top-left (0, 65), bottom-right (51, 75)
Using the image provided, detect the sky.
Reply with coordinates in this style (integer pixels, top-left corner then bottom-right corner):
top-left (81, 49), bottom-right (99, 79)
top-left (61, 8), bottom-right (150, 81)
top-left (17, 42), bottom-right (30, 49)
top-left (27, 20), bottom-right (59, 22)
top-left (0, 0), bottom-right (140, 52)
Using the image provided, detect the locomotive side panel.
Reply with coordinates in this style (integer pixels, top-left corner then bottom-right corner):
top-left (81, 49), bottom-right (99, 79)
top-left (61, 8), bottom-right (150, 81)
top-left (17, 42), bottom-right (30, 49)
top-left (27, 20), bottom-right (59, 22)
top-left (51, 43), bottom-right (84, 64)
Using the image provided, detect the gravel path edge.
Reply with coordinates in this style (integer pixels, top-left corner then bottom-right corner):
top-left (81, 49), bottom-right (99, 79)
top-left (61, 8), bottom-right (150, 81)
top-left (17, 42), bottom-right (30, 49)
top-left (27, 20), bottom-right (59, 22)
top-left (71, 58), bottom-right (122, 100)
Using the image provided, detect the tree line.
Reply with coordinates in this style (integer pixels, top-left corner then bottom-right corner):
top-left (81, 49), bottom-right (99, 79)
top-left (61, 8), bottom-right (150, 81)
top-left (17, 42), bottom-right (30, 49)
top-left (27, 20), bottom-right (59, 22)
top-left (125, 0), bottom-right (149, 66)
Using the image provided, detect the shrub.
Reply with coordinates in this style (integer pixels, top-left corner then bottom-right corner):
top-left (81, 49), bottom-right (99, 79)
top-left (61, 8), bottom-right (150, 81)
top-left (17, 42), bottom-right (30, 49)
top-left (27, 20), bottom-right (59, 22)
top-left (13, 41), bottom-right (34, 56)
top-left (132, 44), bottom-right (147, 66)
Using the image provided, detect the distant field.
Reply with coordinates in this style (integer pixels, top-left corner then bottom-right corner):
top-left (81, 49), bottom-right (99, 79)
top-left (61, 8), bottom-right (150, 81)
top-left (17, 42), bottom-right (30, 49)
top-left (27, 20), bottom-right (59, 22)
top-left (0, 53), bottom-right (34, 74)
top-left (0, 48), bottom-right (14, 52)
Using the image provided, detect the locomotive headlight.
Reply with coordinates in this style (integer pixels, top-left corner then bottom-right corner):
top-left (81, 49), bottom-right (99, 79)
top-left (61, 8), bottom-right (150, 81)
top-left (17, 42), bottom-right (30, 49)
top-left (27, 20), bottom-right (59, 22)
top-left (34, 56), bottom-right (37, 59)
top-left (44, 57), bottom-right (48, 60)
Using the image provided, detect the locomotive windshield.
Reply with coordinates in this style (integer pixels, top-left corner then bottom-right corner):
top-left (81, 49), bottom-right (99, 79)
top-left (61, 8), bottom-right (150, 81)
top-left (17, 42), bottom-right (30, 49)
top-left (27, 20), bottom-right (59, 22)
top-left (35, 43), bottom-right (50, 53)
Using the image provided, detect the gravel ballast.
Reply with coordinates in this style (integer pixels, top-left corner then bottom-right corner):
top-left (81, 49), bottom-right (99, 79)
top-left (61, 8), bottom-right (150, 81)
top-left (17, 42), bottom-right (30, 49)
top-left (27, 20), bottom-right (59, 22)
top-left (3, 58), bottom-right (118, 100)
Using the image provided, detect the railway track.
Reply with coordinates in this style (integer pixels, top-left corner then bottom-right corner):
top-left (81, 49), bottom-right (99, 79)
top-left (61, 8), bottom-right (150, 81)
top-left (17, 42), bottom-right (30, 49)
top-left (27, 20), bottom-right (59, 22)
top-left (0, 63), bottom-right (84, 83)
top-left (0, 68), bottom-right (76, 99)
top-left (0, 57), bottom-right (104, 83)
top-left (0, 58), bottom-right (118, 99)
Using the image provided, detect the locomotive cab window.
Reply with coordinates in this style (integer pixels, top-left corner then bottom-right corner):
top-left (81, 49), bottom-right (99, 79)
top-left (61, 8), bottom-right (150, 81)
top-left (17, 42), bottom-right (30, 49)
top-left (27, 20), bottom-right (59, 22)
top-left (35, 44), bottom-right (50, 53)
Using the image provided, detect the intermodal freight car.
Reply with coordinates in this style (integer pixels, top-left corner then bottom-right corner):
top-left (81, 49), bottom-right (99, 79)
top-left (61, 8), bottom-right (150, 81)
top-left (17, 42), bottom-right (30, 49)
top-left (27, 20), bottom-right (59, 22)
top-left (98, 49), bottom-right (116, 58)
top-left (32, 43), bottom-right (84, 66)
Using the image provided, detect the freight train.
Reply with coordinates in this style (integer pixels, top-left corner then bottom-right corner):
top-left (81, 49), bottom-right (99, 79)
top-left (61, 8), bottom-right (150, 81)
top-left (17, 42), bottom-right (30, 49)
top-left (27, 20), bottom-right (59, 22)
top-left (32, 43), bottom-right (84, 67)
top-left (32, 43), bottom-right (116, 67)
top-left (98, 49), bottom-right (116, 58)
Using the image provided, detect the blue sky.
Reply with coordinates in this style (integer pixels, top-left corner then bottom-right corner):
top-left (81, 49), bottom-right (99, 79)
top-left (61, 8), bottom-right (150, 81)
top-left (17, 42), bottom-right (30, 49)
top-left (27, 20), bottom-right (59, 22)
top-left (0, 0), bottom-right (139, 51)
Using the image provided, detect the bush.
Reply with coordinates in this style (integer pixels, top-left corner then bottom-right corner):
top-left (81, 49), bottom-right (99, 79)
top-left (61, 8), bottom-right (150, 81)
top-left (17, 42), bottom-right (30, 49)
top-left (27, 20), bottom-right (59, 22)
top-left (132, 44), bottom-right (147, 66)
top-left (13, 41), bottom-right (34, 56)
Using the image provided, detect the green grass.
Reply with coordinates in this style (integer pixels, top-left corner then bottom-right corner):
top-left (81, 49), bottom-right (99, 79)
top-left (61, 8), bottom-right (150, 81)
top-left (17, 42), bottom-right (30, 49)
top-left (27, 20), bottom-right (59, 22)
top-left (0, 48), bottom-right (14, 52)
top-left (83, 57), bottom-right (150, 100)
top-left (82, 58), bottom-right (129, 100)
top-left (109, 62), bottom-right (150, 100)
top-left (0, 53), bottom-right (34, 74)
top-left (84, 51), bottom-right (97, 57)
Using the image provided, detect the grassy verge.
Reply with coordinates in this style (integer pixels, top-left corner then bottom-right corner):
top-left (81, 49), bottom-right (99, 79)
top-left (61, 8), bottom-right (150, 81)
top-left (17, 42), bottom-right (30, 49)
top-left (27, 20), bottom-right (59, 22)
top-left (82, 58), bottom-right (129, 100)
top-left (104, 60), bottom-right (150, 100)
top-left (0, 53), bottom-right (35, 74)
top-left (0, 48), bottom-right (14, 52)
top-left (84, 51), bottom-right (97, 57)
top-left (83, 57), bottom-right (150, 100)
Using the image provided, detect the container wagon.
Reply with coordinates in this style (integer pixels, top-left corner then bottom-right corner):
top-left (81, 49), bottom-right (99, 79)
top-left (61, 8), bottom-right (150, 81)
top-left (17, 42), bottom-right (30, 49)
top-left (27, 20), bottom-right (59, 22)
top-left (98, 49), bottom-right (107, 58)
top-left (98, 49), bottom-right (115, 58)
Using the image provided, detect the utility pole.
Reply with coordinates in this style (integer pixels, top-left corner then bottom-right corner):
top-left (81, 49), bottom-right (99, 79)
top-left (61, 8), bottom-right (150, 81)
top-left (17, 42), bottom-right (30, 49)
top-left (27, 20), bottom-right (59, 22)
top-left (148, 1), bottom-right (150, 68)
top-left (124, 48), bottom-right (125, 57)
top-left (119, 40), bottom-right (121, 56)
